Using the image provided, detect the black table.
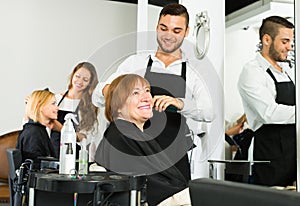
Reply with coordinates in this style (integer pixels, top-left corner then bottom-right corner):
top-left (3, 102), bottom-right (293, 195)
top-left (27, 172), bottom-right (147, 206)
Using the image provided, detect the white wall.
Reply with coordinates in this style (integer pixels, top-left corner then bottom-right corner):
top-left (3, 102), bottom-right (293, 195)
top-left (224, 28), bottom-right (257, 122)
top-left (182, 0), bottom-right (224, 77)
top-left (181, 0), bottom-right (225, 179)
top-left (147, 4), bottom-right (161, 30)
top-left (0, 0), bottom-right (139, 135)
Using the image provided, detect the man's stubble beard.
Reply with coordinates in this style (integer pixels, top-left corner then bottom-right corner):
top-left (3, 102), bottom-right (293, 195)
top-left (157, 36), bottom-right (185, 54)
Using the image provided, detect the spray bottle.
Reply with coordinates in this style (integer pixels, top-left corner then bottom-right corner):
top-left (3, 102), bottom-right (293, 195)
top-left (78, 138), bottom-right (88, 175)
top-left (59, 113), bottom-right (78, 174)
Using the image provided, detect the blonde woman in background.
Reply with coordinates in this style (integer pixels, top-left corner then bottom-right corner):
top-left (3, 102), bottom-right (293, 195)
top-left (17, 90), bottom-right (58, 169)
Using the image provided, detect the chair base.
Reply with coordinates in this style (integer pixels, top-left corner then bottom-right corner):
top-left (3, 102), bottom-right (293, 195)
top-left (0, 185), bottom-right (10, 203)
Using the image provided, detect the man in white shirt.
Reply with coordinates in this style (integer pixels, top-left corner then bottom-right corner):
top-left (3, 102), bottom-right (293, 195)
top-left (238, 16), bottom-right (295, 186)
top-left (93, 3), bottom-right (213, 182)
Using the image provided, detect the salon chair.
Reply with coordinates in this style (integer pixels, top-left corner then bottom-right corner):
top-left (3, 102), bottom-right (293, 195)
top-left (7, 148), bottom-right (22, 206)
top-left (6, 148), bottom-right (33, 206)
top-left (189, 178), bottom-right (300, 206)
top-left (0, 130), bottom-right (20, 204)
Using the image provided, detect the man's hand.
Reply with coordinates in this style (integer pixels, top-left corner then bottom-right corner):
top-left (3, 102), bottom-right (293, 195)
top-left (153, 95), bottom-right (184, 112)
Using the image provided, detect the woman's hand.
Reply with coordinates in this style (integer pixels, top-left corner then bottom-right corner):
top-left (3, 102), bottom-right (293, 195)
top-left (76, 132), bottom-right (87, 142)
top-left (24, 95), bottom-right (30, 104)
top-left (225, 122), bottom-right (244, 136)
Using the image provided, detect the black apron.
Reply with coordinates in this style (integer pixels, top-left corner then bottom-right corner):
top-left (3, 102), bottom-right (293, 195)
top-left (144, 56), bottom-right (193, 182)
top-left (50, 91), bottom-right (80, 158)
top-left (253, 68), bottom-right (296, 186)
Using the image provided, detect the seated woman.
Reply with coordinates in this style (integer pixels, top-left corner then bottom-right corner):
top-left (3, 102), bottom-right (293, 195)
top-left (95, 74), bottom-right (189, 206)
top-left (17, 89), bottom-right (58, 169)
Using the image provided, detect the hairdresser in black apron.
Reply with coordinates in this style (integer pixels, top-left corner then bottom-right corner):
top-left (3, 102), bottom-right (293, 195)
top-left (144, 57), bottom-right (193, 182)
top-left (51, 90), bottom-right (80, 158)
top-left (253, 68), bottom-right (296, 186)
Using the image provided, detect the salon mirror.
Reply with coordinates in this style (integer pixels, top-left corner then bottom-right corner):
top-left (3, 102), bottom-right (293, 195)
top-left (225, 0), bottom-right (297, 190)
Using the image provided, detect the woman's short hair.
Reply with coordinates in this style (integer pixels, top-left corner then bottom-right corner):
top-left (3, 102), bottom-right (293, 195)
top-left (105, 74), bottom-right (151, 122)
top-left (26, 90), bottom-right (55, 123)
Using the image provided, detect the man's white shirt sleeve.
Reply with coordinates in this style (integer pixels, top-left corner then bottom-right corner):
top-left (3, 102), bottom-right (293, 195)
top-left (238, 54), bottom-right (295, 131)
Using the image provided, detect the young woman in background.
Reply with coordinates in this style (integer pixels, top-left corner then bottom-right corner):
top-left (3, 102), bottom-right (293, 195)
top-left (17, 89), bottom-right (58, 169)
top-left (51, 62), bottom-right (105, 162)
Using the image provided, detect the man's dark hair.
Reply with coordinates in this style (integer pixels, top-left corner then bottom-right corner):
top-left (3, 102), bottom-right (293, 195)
top-left (159, 3), bottom-right (189, 28)
top-left (259, 16), bottom-right (294, 41)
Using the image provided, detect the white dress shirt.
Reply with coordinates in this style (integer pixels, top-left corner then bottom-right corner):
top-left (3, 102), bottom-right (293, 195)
top-left (238, 53), bottom-right (295, 131)
top-left (92, 51), bottom-right (214, 135)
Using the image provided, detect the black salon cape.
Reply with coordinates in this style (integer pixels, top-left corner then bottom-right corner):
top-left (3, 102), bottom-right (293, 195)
top-left (16, 120), bottom-right (56, 169)
top-left (95, 119), bottom-right (187, 206)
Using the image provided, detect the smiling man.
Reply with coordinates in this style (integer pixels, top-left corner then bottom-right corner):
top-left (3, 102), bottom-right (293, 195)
top-left (238, 16), bottom-right (295, 186)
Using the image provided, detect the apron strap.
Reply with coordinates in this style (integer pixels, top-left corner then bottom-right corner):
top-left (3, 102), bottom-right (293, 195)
top-left (57, 90), bottom-right (69, 106)
top-left (146, 56), bottom-right (153, 72)
top-left (266, 68), bottom-right (277, 83)
top-left (181, 62), bottom-right (186, 81)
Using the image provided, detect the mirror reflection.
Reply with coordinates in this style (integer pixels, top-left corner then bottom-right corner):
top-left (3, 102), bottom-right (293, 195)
top-left (224, 0), bottom-right (296, 189)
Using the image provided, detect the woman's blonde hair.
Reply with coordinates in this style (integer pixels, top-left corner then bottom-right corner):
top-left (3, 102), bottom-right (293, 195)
top-left (105, 74), bottom-right (150, 122)
top-left (26, 90), bottom-right (55, 123)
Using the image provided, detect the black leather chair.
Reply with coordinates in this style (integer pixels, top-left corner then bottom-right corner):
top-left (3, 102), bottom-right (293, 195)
top-left (6, 149), bottom-right (22, 206)
top-left (189, 178), bottom-right (300, 206)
